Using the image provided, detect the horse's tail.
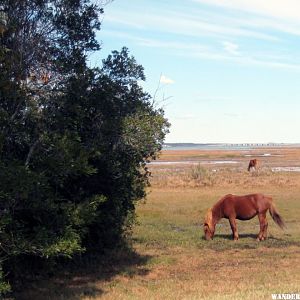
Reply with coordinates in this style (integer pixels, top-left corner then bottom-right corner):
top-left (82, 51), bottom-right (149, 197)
top-left (269, 200), bottom-right (285, 229)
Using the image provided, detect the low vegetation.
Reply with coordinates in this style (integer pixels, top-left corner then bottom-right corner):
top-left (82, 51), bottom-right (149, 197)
top-left (150, 164), bottom-right (299, 188)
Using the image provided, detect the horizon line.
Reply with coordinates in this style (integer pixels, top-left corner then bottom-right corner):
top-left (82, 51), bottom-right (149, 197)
top-left (164, 142), bottom-right (300, 145)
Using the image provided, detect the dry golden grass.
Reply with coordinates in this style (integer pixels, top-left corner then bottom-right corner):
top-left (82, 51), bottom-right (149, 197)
top-left (17, 147), bottom-right (300, 300)
top-left (150, 164), bottom-right (300, 189)
top-left (92, 246), bottom-right (300, 300)
top-left (100, 184), bottom-right (300, 300)
top-left (150, 147), bottom-right (300, 188)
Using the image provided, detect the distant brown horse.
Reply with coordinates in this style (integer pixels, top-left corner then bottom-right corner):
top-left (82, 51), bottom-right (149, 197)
top-left (203, 193), bottom-right (285, 241)
top-left (248, 159), bottom-right (258, 171)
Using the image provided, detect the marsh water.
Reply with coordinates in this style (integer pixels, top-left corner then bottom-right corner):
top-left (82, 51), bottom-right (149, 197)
top-left (150, 143), bottom-right (300, 172)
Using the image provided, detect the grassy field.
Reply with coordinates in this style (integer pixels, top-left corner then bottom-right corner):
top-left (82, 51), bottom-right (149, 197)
top-left (17, 148), bottom-right (300, 300)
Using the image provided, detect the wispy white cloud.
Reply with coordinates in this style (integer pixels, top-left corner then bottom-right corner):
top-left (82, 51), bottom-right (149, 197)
top-left (104, 0), bottom-right (300, 42)
top-left (103, 14), bottom-right (146, 29)
top-left (192, 0), bottom-right (300, 37)
top-left (222, 41), bottom-right (240, 56)
top-left (103, 11), bottom-right (277, 41)
top-left (189, 48), bottom-right (300, 71)
top-left (164, 40), bottom-right (300, 71)
top-left (160, 75), bottom-right (175, 85)
top-left (100, 30), bottom-right (300, 72)
top-left (100, 2), bottom-right (300, 73)
top-left (137, 38), bottom-right (209, 51)
top-left (192, 0), bottom-right (300, 22)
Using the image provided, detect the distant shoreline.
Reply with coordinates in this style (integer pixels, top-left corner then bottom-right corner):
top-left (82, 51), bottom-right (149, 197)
top-left (163, 143), bottom-right (300, 151)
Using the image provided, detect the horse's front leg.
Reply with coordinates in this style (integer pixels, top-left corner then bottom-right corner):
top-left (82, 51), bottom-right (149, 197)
top-left (229, 217), bottom-right (239, 240)
top-left (257, 213), bottom-right (267, 241)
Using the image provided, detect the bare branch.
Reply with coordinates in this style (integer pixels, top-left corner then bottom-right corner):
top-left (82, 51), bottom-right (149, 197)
top-left (25, 138), bottom-right (40, 168)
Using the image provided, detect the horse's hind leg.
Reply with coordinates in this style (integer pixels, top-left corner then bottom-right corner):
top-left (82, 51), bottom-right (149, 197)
top-left (229, 217), bottom-right (239, 240)
top-left (257, 213), bottom-right (267, 241)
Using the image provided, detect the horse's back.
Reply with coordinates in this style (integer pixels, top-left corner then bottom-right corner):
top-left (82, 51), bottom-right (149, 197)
top-left (222, 193), bottom-right (270, 220)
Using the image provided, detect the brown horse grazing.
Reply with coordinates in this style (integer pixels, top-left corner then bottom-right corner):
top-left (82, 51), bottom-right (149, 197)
top-left (203, 193), bottom-right (285, 241)
top-left (248, 159), bottom-right (258, 172)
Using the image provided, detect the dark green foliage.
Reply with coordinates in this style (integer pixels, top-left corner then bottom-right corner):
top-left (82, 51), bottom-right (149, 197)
top-left (0, 0), bottom-right (169, 295)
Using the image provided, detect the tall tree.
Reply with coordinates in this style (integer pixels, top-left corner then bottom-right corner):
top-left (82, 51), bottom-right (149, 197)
top-left (0, 0), bottom-right (103, 292)
top-left (0, 1), bottom-right (169, 294)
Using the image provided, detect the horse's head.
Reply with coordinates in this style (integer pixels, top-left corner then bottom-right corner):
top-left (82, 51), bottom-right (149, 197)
top-left (203, 208), bottom-right (215, 240)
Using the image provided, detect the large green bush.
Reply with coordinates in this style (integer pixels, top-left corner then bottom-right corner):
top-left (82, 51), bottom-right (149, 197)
top-left (0, 0), bottom-right (169, 294)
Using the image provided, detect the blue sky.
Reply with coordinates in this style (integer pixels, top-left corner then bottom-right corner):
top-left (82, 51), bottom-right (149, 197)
top-left (91, 0), bottom-right (300, 143)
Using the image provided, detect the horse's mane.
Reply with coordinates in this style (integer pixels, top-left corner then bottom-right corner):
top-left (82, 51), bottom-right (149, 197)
top-left (204, 208), bottom-right (213, 229)
top-left (205, 195), bottom-right (233, 230)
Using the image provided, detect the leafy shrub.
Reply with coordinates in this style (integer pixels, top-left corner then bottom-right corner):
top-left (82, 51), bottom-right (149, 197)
top-left (190, 164), bottom-right (215, 186)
